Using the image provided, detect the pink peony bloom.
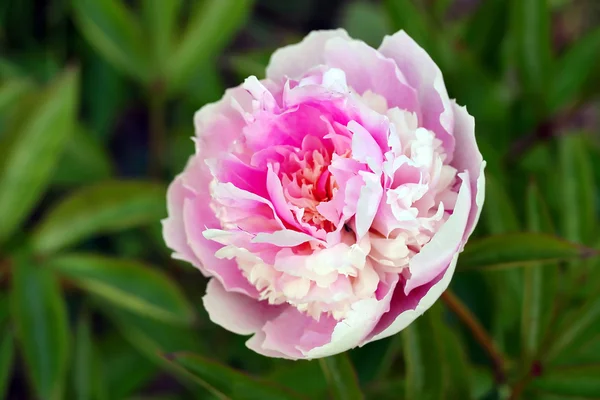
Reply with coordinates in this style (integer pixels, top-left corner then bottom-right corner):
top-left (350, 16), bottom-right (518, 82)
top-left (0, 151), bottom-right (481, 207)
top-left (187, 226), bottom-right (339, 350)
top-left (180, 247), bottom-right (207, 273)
top-left (163, 29), bottom-right (485, 359)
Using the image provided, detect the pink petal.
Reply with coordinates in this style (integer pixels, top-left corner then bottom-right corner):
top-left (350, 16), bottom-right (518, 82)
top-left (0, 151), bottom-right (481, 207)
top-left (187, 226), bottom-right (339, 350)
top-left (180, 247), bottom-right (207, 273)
top-left (194, 85), bottom-right (252, 157)
top-left (355, 172), bottom-right (384, 238)
top-left (305, 274), bottom-right (399, 358)
top-left (203, 279), bottom-right (283, 335)
top-left (183, 196), bottom-right (258, 297)
top-left (450, 102), bottom-right (486, 242)
top-left (323, 37), bottom-right (419, 115)
top-left (364, 252), bottom-right (459, 342)
top-left (378, 31), bottom-right (455, 161)
top-left (403, 171), bottom-right (471, 295)
top-left (252, 230), bottom-right (318, 247)
top-left (266, 29), bottom-right (352, 82)
top-left (161, 176), bottom-right (202, 269)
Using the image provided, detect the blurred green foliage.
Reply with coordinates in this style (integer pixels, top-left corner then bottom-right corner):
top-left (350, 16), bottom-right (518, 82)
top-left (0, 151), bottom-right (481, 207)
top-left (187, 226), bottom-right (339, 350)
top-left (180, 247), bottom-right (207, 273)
top-left (0, 0), bottom-right (599, 399)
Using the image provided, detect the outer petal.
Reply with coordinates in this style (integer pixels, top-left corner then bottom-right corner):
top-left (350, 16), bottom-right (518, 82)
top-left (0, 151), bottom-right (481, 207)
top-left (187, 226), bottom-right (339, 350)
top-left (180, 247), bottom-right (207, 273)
top-left (450, 102), bottom-right (486, 242)
top-left (324, 37), bottom-right (419, 116)
top-left (266, 29), bottom-right (352, 82)
top-left (364, 252), bottom-right (459, 342)
top-left (203, 279), bottom-right (283, 335)
top-left (194, 85), bottom-right (253, 157)
top-left (161, 174), bottom-right (202, 269)
top-left (403, 171), bottom-right (471, 294)
top-left (378, 31), bottom-right (455, 160)
top-left (304, 274), bottom-right (399, 358)
top-left (183, 196), bottom-right (258, 296)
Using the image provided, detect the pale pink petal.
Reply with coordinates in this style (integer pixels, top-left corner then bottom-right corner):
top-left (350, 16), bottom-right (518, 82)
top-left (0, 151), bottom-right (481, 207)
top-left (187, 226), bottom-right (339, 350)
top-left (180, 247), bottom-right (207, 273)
top-left (324, 37), bottom-right (419, 115)
top-left (450, 102), bottom-right (486, 241)
top-left (203, 279), bottom-right (283, 335)
top-left (252, 230), bottom-right (318, 247)
top-left (161, 176), bottom-right (202, 269)
top-left (194, 85), bottom-right (252, 157)
top-left (365, 252), bottom-right (459, 342)
top-left (378, 31), bottom-right (455, 160)
top-left (403, 171), bottom-right (470, 295)
top-left (259, 308), bottom-right (337, 359)
top-left (183, 196), bottom-right (258, 297)
top-left (355, 172), bottom-right (384, 238)
top-left (305, 274), bottom-right (399, 358)
top-left (266, 29), bottom-right (352, 82)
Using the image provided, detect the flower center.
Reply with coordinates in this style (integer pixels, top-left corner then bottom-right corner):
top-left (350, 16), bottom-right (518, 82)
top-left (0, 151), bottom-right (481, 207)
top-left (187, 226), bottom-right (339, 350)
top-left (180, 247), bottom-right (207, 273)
top-left (280, 148), bottom-right (338, 231)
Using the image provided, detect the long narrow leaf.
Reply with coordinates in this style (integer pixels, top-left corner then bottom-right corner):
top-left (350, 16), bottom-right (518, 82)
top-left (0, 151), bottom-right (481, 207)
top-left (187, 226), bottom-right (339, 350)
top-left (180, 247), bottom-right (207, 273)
top-left (50, 254), bottom-right (194, 324)
top-left (558, 133), bottom-right (596, 245)
top-left (11, 256), bottom-right (69, 400)
top-left (549, 26), bottom-right (600, 111)
top-left (164, 352), bottom-right (305, 400)
top-left (0, 330), bottom-right (14, 399)
top-left (166, 0), bottom-right (253, 93)
top-left (72, 0), bottom-right (150, 82)
top-left (141, 0), bottom-right (182, 73)
top-left (0, 68), bottom-right (79, 243)
top-left (459, 233), bottom-right (595, 270)
top-left (53, 125), bottom-right (113, 186)
top-left (403, 307), bottom-right (444, 400)
top-left (545, 297), bottom-right (600, 363)
top-left (319, 354), bottom-right (363, 400)
top-left (511, 0), bottom-right (552, 113)
top-left (31, 181), bottom-right (166, 255)
top-left (521, 181), bottom-right (558, 362)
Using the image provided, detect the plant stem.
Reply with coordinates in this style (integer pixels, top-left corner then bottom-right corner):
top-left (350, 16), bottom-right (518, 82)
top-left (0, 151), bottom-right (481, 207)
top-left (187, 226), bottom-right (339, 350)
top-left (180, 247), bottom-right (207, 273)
top-left (148, 81), bottom-right (166, 178)
top-left (442, 290), bottom-right (507, 382)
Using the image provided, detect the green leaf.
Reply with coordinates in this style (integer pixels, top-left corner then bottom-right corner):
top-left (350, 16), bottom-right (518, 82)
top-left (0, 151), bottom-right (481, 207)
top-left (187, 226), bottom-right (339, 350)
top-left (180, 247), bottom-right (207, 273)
top-left (73, 312), bottom-right (107, 400)
top-left (0, 329), bottom-right (14, 399)
top-left (521, 181), bottom-right (558, 362)
top-left (141, 0), bottom-right (182, 74)
top-left (0, 68), bottom-right (79, 244)
top-left (530, 366), bottom-right (600, 398)
top-left (552, 335), bottom-right (600, 367)
top-left (545, 297), bottom-right (600, 363)
top-left (50, 254), bottom-right (194, 324)
top-left (464, 0), bottom-right (509, 72)
top-left (31, 181), bottom-right (166, 255)
top-left (403, 307), bottom-right (444, 400)
top-left (0, 77), bottom-right (33, 117)
top-left (439, 322), bottom-right (473, 400)
top-left (558, 133), bottom-right (596, 245)
top-left (402, 304), bottom-right (473, 400)
top-left (53, 125), bottom-right (113, 186)
top-left (11, 256), bottom-right (69, 400)
top-left (81, 48), bottom-right (129, 141)
top-left (339, 1), bottom-right (390, 48)
top-left (549, 26), bottom-right (600, 111)
top-left (269, 361), bottom-right (327, 399)
top-left (72, 0), bottom-right (150, 82)
top-left (166, 0), bottom-right (253, 93)
top-left (163, 352), bottom-right (305, 400)
top-left (319, 354), bottom-right (363, 400)
top-left (459, 233), bottom-right (595, 270)
top-left (511, 0), bottom-right (552, 114)
top-left (384, 0), bottom-right (431, 54)
top-left (98, 334), bottom-right (157, 399)
top-left (98, 304), bottom-right (203, 362)
top-left (482, 174), bottom-right (520, 234)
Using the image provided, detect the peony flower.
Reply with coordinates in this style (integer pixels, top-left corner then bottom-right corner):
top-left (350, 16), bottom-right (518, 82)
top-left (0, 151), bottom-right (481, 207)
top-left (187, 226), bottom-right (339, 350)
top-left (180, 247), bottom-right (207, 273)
top-left (163, 29), bottom-right (485, 359)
